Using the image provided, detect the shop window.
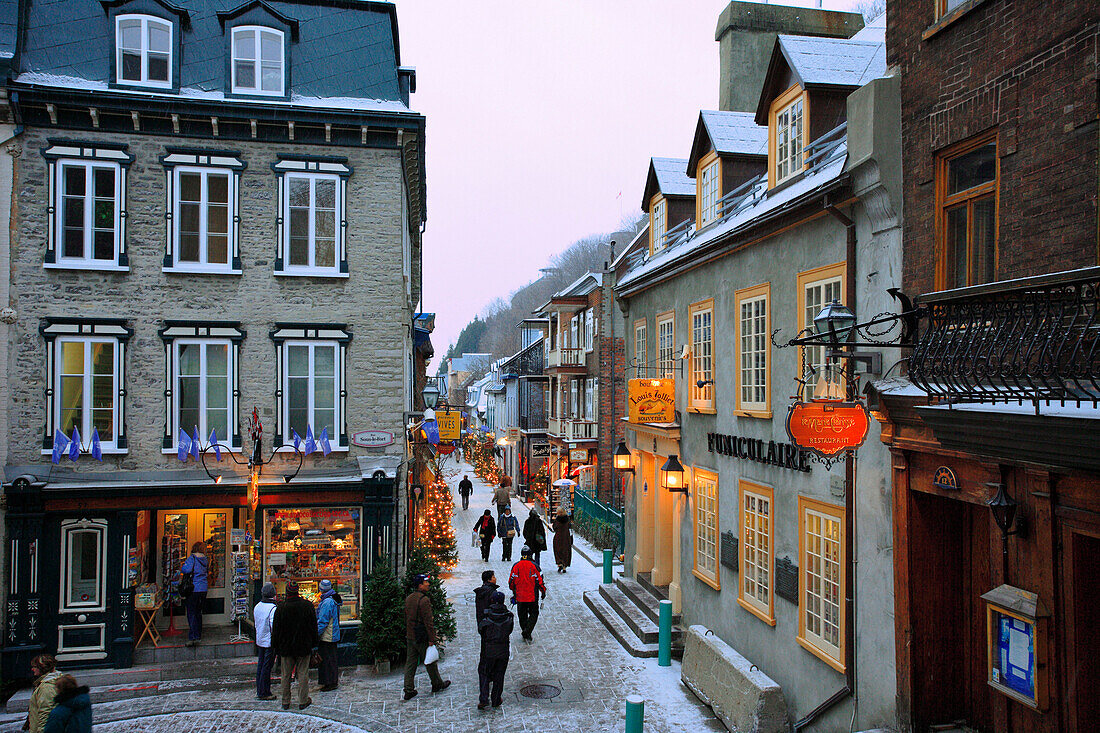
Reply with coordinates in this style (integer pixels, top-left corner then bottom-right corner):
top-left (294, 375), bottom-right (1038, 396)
top-left (735, 283), bottom-right (770, 417)
top-left (689, 299), bottom-right (714, 412)
top-left (798, 496), bottom-right (846, 671)
top-left (115, 14), bottom-right (172, 88)
top-left (797, 263), bottom-right (846, 401)
top-left (61, 519), bottom-right (107, 612)
top-left (656, 311), bottom-right (675, 379)
top-left (739, 480), bottom-right (775, 625)
top-left (634, 320), bottom-right (648, 376)
top-left (273, 157), bottom-right (351, 277)
top-left (159, 322), bottom-right (245, 451)
top-left (693, 468), bottom-right (720, 590)
top-left (770, 85), bottom-right (808, 188)
top-left (42, 141), bottom-right (134, 271)
top-left (937, 131), bottom-right (998, 288)
top-left (270, 324), bottom-right (351, 448)
top-left (265, 507), bottom-right (362, 622)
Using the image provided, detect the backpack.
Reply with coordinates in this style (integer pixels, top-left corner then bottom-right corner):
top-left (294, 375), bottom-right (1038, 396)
top-left (178, 570), bottom-right (194, 599)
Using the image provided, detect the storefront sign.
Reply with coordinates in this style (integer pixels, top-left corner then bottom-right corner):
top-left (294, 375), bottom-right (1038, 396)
top-left (532, 443), bottom-right (551, 458)
top-left (230, 528), bottom-right (247, 546)
top-left (570, 448), bottom-right (589, 462)
top-left (933, 466), bottom-right (958, 491)
top-left (351, 430), bottom-right (395, 448)
top-left (507, 426), bottom-right (521, 442)
top-left (707, 432), bottom-right (811, 473)
top-left (436, 412), bottom-right (462, 441)
top-left (268, 552), bottom-right (286, 566)
top-left (628, 378), bottom-right (675, 423)
top-left (785, 401), bottom-right (871, 459)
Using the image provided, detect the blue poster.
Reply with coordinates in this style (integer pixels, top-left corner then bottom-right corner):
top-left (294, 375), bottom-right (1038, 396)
top-left (995, 612), bottom-right (1035, 701)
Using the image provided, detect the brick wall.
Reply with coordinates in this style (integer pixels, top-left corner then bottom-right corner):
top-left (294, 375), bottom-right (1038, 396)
top-left (886, 0), bottom-right (1099, 294)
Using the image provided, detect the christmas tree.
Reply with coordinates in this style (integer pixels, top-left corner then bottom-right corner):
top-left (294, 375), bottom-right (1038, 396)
top-left (356, 559), bottom-right (406, 664)
top-left (415, 473), bottom-right (459, 569)
top-left (404, 543), bottom-right (457, 643)
top-left (463, 435), bottom-right (500, 484)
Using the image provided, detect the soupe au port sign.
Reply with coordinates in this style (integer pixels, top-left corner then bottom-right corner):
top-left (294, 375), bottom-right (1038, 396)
top-left (785, 400), bottom-right (871, 459)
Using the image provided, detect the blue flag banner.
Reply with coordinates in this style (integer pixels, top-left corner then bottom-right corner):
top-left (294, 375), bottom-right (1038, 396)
top-left (190, 427), bottom-right (201, 460)
top-left (319, 427), bottom-right (332, 456)
top-left (292, 429), bottom-right (302, 452)
top-left (209, 429), bottom-right (221, 461)
top-left (90, 429), bottom-right (103, 461)
top-left (303, 425), bottom-right (316, 456)
top-left (423, 419), bottom-right (440, 445)
top-left (51, 429), bottom-right (70, 465)
top-left (178, 429), bottom-right (191, 461)
top-left (69, 427), bottom-right (82, 461)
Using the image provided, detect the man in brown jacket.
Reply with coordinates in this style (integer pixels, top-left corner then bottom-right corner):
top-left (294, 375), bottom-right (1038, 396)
top-left (403, 573), bottom-right (451, 700)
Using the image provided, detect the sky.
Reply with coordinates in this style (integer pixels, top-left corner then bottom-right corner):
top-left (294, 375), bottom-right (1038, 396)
top-left (394, 1), bottom-right (865, 371)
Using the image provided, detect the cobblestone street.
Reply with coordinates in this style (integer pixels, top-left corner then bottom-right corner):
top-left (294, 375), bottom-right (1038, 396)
top-left (1, 463), bottom-right (720, 733)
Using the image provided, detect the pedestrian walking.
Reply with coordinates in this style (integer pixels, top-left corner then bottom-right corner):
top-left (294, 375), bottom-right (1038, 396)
top-left (476, 591), bottom-right (514, 709)
top-left (473, 509), bottom-right (496, 562)
top-left (42, 675), bottom-right (91, 733)
top-left (24, 654), bottom-right (62, 733)
top-left (493, 482), bottom-right (511, 524)
top-left (458, 475), bottom-right (473, 511)
top-left (473, 569), bottom-right (498, 622)
top-left (403, 573), bottom-right (451, 700)
top-left (508, 546), bottom-right (546, 643)
top-left (253, 582), bottom-right (278, 700)
top-left (271, 580), bottom-right (319, 711)
top-left (316, 579), bottom-right (342, 691)
top-left (499, 507), bottom-right (520, 561)
top-left (522, 509), bottom-right (547, 568)
top-left (180, 541), bottom-right (209, 647)
top-left (552, 508), bottom-right (573, 573)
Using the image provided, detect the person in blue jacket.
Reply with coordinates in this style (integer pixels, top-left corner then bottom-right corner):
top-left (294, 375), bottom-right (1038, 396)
top-left (180, 541), bottom-right (209, 647)
top-left (316, 579), bottom-right (342, 691)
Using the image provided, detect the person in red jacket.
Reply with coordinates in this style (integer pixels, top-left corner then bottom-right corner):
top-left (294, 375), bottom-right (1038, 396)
top-left (508, 545), bottom-right (546, 642)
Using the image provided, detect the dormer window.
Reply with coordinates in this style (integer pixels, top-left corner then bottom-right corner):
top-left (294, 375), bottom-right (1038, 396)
top-left (770, 85), bottom-right (807, 187)
top-left (116, 15), bottom-right (172, 88)
top-left (650, 196), bottom-right (667, 253)
top-left (232, 27), bottom-right (285, 96)
top-left (697, 152), bottom-right (721, 227)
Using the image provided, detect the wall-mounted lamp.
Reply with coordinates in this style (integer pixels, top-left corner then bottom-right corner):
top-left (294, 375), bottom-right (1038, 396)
top-left (413, 485), bottom-right (423, 502)
top-left (661, 454), bottom-right (687, 493)
top-left (496, 436), bottom-right (510, 446)
top-left (422, 380), bottom-right (441, 409)
top-left (696, 379), bottom-right (715, 389)
top-left (613, 442), bottom-right (634, 472)
top-left (987, 482), bottom-right (1026, 557)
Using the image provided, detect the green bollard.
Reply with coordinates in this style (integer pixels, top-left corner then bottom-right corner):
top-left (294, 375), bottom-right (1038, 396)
top-left (603, 548), bottom-right (613, 584)
top-left (625, 695), bottom-right (644, 733)
top-left (658, 599), bottom-right (672, 667)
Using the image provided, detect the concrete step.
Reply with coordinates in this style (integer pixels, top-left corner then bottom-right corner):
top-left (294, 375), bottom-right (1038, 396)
top-left (132, 636), bottom-right (255, 665)
top-left (615, 575), bottom-right (681, 627)
top-left (598, 583), bottom-right (683, 647)
top-left (583, 590), bottom-right (658, 659)
top-left (635, 572), bottom-right (670, 601)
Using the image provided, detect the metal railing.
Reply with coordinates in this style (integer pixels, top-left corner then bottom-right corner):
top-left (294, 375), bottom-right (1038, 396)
top-left (909, 267), bottom-right (1100, 407)
top-left (548, 347), bottom-right (585, 368)
top-left (547, 417), bottom-right (598, 440)
top-left (574, 488), bottom-right (625, 554)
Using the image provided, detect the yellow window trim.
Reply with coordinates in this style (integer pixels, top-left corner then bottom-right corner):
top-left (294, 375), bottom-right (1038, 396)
top-left (738, 479), bottom-right (776, 626)
top-left (768, 83), bottom-right (810, 190)
top-left (734, 282), bottom-right (771, 417)
top-left (797, 495), bottom-right (847, 673)
top-left (688, 298), bottom-right (715, 411)
top-left (692, 467), bottom-right (720, 591)
top-left (695, 150), bottom-right (722, 228)
top-left (796, 262), bottom-right (846, 399)
top-left (649, 193), bottom-right (667, 256)
top-left (933, 129), bottom-right (999, 290)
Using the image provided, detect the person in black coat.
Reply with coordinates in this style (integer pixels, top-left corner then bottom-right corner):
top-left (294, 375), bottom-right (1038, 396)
top-left (458, 475), bottom-right (474, 511)
top-left (522, 509), bottom-right (547, 568)
top-left (473, 510), bottom-right (496, 562)
top-left (473, 570), bottom-right (498, 622)
top-left (271, 581), bottom-right (319, 710)
top-left (42, 675), bottom-right (91, 733)
top-left (476, 591), bottom-right (514, 709)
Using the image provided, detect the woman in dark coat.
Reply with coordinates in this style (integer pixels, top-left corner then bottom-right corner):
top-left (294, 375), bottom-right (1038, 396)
top-left (43, 675), bottom-right (92, 733)
top-left (522, 509), bottom-right (547, 568)
top-left (552, 509), bottom-right (573, 573)
top-left (473, 510), bottom-right (496, 562)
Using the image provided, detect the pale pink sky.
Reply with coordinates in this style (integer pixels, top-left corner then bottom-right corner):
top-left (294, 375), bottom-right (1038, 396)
top-left (394, 1), bottom-right (863, 369)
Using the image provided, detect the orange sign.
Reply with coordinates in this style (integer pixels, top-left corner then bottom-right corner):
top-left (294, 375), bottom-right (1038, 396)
top-left (785, 401), bottom-right (871, 458)
top-left (628, 378), bottom-right (675, 423)
top-left (436, 410), bottom-right (462, 441)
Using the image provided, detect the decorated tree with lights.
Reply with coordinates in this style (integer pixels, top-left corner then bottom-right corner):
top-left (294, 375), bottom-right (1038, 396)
top-left (415, 472), bottom-right (458, 569)
top-left (404, 543), bottom-right (456, 643)
top-left (462, 435), bottom-right (500, 484)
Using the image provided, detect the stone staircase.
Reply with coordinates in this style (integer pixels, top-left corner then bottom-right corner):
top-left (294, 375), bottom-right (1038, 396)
top-left (584, 572), bottom-right (684, 659)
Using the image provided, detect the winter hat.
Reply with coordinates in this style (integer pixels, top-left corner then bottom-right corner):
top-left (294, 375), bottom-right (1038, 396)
top-left (413, 573), bottom-right (431, 586)
top-left (484, 509), bottom-right (492, 516)
top-left (285, 580), bottom-right (299, 597)
top-left (490, 591), bottom-right (505, 605)
top-left (503, 506), bottom-right (512, 514)
top-left (530, 508), bottom-right (538, 517)
top-left (481, 570), bottom-right (495, 583)
top-left (520, 545), bottom-right (532, 558)
top-left (319, 579), bottom-right (333, 592)
top-left (261, 583), bottom-right (276, 600)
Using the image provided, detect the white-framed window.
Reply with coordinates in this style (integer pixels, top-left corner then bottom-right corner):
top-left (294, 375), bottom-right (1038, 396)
top-left (689, 299), bottom-right (714, 411)
top-left (161, 150), bottom-right (245, 273)
top-left (116, 14), bottom-right (172, 87)
top-left (585, 309), bottom-right (594, 352)
top-left (231, 26), bottom-right (285, 96)
top-left (634, 320), bottom-right (648, 376)
top-left (735, 283), bottom-right (770, 415)
top-left (698, 152), bottom-right (721, 227)
top-left (651, 197), bottom-right (667, 253)
top-left (693, 469), bottom-right (719, 589)
top-left (657, 312), bottom-right (675, 380)
top-left (739, 481), bottom-right (775, 624)
top-left (773, 87), bottom-right (806, 186)
top-left (798, 496), bottom-right (846, 671)
top-left (798, 263), bottom-right (846, 401)
top-left (41, 321), bottom-right (132, 454)
top-left (273, 159), bottom-right (351, 276)
top-left (43, 142), bottom-right (134, 271)
top-left (272, 325), bottom-right (351, 449)
top-left (160, 323), bottom-right (244, 451)
top-left (60, 519), bottom-right (107, 612)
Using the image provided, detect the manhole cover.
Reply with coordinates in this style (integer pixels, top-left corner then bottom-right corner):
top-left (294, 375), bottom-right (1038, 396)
top-left (520, 683), bottom-right (562, 700)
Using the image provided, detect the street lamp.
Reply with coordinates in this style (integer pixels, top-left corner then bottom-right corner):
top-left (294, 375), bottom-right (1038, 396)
top-left (987, 482), bottom-right (1025, 556)
top-left (660, 454), bottom-right (686, 493)
top-left (813, 299), bottom-right (857, 345)
top-left (613, 442), bottom-right (634, 472)
top-left (422, 380), bottom-right (441, 409)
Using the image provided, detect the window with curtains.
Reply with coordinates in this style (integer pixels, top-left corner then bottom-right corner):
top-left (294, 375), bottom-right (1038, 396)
top-left (274, 158), bottom-right (351, 276)
top-left (689, 299), bottom-right (714, 411)
top-left (271, 325), bottom-right (350, 448)
top-left (657, 312), bottom-right (675, 379)
top-left (735, 283), bottom-right (770, 415)
top-left (739, 481), bottom-right (775, 624)
top-left (634, 320), bottom-right (648, 376)
top-left (57, 338), bottom-right (119, 448)
top-left (797, 263), bottom-right (845, 401)
top-left (693, 469), bottom-right (719, 589)
top-left (938, 132), bottom-right (997, 288)
top-left (798, 496), bottom-right (846, 670)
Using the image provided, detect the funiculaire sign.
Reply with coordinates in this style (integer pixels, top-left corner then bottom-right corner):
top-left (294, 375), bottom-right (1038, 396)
top-left (707, 432), bottom-right (811, 473)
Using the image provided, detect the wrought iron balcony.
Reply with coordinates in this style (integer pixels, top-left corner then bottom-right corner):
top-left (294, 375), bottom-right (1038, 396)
top-left (908, 267), bottom-right (1100, 406)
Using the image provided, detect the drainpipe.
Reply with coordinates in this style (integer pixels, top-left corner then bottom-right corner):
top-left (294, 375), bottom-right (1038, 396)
top-left (794, 205), bottom-right (858, 731)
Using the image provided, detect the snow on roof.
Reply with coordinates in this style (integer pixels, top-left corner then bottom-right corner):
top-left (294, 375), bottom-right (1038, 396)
top-left (919, 401), bottom-right (1100, 420)
top-left (851, 12), bottom-right (886, 43)
top-left (554, 272), bottom-right (603, 299)
top-left (651, 158), bottom-right (695, 197)
top-left (611, 225), bottom-right (649, 269)
top-left (777, 35), bottom-right (886, 89)
top-left (701, 110), bottom-right (768, 157)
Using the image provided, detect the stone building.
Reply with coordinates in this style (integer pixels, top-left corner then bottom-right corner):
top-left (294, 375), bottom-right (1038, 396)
top-left (1, 0), bottom-right (425, 675)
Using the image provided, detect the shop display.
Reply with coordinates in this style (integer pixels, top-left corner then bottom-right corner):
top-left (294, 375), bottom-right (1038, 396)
top-left (229, 550), bottom-right (251, 642)
top-left (161, 514), bottom-right (188, 606)
top-left (265, 507), bottom-right (361, 619)
top-left (203, 512), bottom-right (226, 588)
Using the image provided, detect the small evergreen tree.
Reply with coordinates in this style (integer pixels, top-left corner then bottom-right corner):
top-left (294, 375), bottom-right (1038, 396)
top-left (357, 559), bottom-right (406, 664)
top-left (404, 543), bottom-right (457, 643)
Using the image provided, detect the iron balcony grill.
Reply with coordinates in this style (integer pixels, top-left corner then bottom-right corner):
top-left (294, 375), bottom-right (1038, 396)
top-left (908, 267), bottom-right (1100, 407)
